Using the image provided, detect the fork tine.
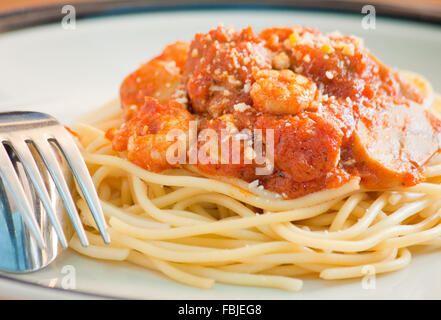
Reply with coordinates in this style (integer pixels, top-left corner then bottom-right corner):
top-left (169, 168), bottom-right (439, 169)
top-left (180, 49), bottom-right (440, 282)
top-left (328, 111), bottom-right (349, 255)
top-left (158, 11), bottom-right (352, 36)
top-left (32, 137), bottom-right (89, 247)
top-left (10, 138), bottom-right (68, 248)
top-left (0, 143), bottom-right (45, 249)
top-left (52, 128), bottom-right (110, 244)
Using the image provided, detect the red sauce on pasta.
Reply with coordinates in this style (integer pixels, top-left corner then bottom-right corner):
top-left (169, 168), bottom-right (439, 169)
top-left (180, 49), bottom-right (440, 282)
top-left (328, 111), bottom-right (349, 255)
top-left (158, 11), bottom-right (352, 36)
top-left (106, 25), bottom-right (441, 199)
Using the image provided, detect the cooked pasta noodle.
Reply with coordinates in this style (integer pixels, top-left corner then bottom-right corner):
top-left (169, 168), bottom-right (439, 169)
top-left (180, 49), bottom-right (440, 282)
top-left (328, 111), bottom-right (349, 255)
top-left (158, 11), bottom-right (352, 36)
top-left (68, 94), bottom-right (441, 292)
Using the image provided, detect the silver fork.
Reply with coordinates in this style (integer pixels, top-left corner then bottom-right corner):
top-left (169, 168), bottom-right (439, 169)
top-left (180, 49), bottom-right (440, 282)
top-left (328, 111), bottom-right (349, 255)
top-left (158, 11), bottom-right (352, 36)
top-left (0, 111), bottom-right (109, 253)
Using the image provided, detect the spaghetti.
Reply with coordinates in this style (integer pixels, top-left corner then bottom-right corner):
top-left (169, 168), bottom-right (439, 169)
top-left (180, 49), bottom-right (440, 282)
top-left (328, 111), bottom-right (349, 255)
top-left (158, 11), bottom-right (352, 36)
top-left (67, 94), bottom-right (441, 292)
top-left (69, 25), bottom-right (441, 292)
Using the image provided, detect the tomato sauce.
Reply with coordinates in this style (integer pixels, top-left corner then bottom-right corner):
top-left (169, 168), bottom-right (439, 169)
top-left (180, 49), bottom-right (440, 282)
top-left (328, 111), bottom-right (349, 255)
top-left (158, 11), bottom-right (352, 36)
top-left (106, 25), bottom-right (441, 199)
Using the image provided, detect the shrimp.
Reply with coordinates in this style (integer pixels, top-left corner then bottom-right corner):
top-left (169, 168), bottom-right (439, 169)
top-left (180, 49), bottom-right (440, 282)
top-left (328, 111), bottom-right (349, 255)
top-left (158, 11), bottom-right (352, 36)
top-left (120, 41), bottom-right (189, 119)
top-left (250, 69), bottom-right (318, 115)
top-left (106, 97), bottom-right (193, 172)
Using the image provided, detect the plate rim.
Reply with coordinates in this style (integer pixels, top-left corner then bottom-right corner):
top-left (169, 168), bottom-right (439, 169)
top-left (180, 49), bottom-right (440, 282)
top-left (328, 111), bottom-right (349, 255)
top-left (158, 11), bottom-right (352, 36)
top-left (1, 0), bottom-right (441, 34)
top-left (0, 271), bottom-right (117, 299)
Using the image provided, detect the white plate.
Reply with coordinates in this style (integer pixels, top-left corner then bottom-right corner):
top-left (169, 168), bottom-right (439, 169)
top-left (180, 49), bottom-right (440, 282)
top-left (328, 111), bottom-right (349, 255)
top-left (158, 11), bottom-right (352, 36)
top-left (1, 8), bottom-right (441, 300)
